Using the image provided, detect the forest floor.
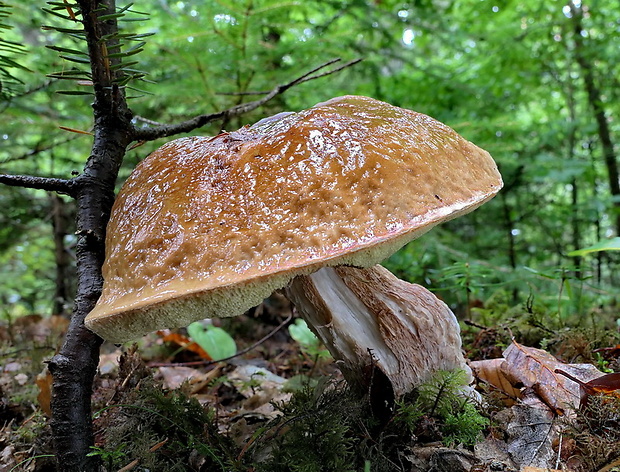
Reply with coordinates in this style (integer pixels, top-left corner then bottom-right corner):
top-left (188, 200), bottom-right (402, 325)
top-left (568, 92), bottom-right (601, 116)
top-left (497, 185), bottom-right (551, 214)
top-left (1, 294), bottom-right (620, 472)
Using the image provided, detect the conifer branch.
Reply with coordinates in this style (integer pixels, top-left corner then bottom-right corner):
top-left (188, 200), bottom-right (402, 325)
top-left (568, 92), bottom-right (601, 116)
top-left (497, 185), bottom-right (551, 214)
top-left (131, 58), bottom-right (362, 142)
top-left (0, 173), bottom-right (76, 196)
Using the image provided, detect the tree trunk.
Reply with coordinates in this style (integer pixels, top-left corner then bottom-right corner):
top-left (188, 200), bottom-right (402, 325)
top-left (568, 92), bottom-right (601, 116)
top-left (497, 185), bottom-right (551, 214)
top-left (47, 1), bottom-right (133, 469)
top-left (570, 2), bottom-right (620, 235)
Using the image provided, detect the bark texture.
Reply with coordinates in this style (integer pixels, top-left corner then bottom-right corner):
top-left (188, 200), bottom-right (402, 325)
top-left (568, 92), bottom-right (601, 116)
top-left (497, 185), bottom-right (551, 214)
top-left (46, 1), bottom-right (133, 469)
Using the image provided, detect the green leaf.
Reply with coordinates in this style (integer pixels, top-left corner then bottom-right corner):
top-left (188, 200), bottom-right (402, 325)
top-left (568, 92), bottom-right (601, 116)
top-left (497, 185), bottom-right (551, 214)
top-left (187, 322), bottom-right (236, 360)
top-left (567, 238), bottom-right (620, 256)
top-left (288, 319), bottom-right (319, 349)
top-left (59, 54), bottom-right (91, 64)
top-left (46, 45), bottom-right (86, 55)
top-left (97, 12), bottom-right (126, 21)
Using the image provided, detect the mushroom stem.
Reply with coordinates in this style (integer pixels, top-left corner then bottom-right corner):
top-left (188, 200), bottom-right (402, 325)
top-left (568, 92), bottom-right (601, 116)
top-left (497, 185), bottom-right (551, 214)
top-left (285, 265), bottom-right (473, 398)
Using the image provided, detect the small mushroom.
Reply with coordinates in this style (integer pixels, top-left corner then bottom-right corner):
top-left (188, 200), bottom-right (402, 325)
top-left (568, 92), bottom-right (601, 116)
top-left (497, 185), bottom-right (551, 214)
top-left (85, 95), bottom-right (502, 397)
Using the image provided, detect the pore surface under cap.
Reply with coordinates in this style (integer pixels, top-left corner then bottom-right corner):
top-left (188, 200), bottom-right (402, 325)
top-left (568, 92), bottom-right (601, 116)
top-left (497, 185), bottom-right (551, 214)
top-left (85, 95), bottom-right (503, 342)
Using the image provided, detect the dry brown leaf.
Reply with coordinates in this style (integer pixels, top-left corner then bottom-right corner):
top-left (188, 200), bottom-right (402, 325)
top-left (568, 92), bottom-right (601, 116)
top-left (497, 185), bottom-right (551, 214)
top-left (555, 369), bottom-right (620, 408)
top-left (582, 372), bottom-right (620, 395)
top-left (156, 329), bottom-right (212, 360)
top-left (156, 366), bottom-right (205, 390)
top-left (503, 341), bottom-right (603, 415)
top-left (35, 369), bottom-right (53, 416)
top-left (470, 357), bottom-right (521, 400)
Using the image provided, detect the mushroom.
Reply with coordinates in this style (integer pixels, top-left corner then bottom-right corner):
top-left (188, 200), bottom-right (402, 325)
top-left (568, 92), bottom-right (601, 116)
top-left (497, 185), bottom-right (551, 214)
top-left (85, 95), bottom-right (502, 398)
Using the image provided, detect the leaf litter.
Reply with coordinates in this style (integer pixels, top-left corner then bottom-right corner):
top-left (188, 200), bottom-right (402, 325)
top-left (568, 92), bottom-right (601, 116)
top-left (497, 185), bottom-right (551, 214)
top-left (1, 306), bottom-right (620, 471)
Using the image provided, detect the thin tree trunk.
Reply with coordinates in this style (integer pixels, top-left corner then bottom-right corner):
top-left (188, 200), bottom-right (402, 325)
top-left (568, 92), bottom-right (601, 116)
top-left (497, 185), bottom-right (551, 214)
top-left (564, 72), bottom-right (582, 278)
top-left (570, 2), bottom-right (620, 235)
top-left (47, 1), bottom-right (132, 469)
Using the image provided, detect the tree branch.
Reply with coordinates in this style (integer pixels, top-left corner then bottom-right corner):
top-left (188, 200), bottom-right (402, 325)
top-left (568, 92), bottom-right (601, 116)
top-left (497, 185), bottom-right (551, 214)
top-left (0, 173), bottom-right (76, 196)
top-left (131, 58), bottom-right (362, 142)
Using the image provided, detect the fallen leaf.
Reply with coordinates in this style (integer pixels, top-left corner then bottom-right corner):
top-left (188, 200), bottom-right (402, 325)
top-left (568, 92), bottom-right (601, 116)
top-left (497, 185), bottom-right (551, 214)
top-left (555, 369), bottom-right (620, 408)
top-left (156, 366), bottom-right (204, 390)
top-left (470, 357), bottom-right (521, 400)
top-left (157, 330), bottom-right (212, 360)
top-left (584, 372), bottom-right (620, 394)
top-left (506, 391), bottom-right (557, 468)
top-left (503, 341), bottom-right (603, 414)
top-left (36, 369), bottom-right (53, 416)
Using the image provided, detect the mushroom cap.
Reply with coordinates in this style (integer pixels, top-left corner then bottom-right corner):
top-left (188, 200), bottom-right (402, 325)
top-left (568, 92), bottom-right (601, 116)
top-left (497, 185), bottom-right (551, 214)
top-left (85, 95), bottom-right (503, 342)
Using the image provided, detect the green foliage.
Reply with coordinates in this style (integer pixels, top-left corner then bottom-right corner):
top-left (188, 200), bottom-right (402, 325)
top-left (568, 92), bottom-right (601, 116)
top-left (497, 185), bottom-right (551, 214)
top-left (252, 379), bottom-right (361, 472)
top-left (568, 238), bottom-right (620, 256)
top-left (187, 321), bottom-right (237, 360)
top-left (86, 444), bottom-right (127, 472)
top-left (42, 0), bottom-right (153, 95)
top-left (1, 0), bottom-right (619, 341)
top-left (288, 318), bottom-right (331, 360)
top-left (95, 382), bottom-right (238, 471)
top-left (441, 402), bottom-right (490, 447)
top-left (395, 369), bottom-right (488, 448)
top-left (0, 2), bottom-right (30, 99)
top-left (252, 370), bottom-right (488, 472)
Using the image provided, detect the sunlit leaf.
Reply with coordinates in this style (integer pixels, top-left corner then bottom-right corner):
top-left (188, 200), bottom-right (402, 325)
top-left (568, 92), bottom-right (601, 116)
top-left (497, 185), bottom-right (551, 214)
top-left (288, 318), bottom-right (319, 349)
top-left (187, 322), bottom-right (237, 360)
top-left (567, 238), bottom-right (620, 256)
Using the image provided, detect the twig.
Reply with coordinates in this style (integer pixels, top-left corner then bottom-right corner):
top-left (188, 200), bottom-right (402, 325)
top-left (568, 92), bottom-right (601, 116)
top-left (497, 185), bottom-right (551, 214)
top-left (131, 58), bottom-right (362, 142)
top-left (218, 59), bottom-right (362, 96)
top-left (132, 115), bottom-right (164, 126)
top-left (148, 312), bottom-right (293, 368)
top-left (0, 173), bottom-right (76, 196)
top-left (216, 90), bottom-right (271, 96)
top-left (295, 58), bottom-right (362, 85)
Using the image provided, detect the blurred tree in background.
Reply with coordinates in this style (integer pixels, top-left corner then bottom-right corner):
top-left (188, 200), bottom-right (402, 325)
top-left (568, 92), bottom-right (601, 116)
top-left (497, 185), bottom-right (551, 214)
top-left (1, 0), bottom-right (618, 330)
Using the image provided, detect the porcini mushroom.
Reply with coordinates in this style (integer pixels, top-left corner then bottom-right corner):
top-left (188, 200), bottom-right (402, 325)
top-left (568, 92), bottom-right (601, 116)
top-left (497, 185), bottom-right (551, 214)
top-left (85, 95), bottom-right (502, 397)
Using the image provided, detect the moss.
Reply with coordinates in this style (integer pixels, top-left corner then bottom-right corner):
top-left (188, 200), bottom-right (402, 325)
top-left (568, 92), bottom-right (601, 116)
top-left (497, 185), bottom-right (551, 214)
top-left (250, 370), bottom-right (488, 472)
top-left (92, 350), bottom-right (242, 472)
top-left (252, 379), bottom-right (361, 472)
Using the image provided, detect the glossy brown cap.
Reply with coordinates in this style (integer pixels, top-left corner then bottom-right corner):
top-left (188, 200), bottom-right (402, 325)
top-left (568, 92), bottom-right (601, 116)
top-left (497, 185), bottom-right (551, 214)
top-left (85, 95), bottom-right (503, 342)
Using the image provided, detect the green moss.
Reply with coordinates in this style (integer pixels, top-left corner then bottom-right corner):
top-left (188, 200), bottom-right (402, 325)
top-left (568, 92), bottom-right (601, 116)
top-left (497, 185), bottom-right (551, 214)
top-left (94, 380), bottom-right (240, 472)
top-left (396, 369), bottom-right (489, 448)
top-left (249, 370), bottom-right (488, 472)
top-left (253, 379), bottom-right (360, 472)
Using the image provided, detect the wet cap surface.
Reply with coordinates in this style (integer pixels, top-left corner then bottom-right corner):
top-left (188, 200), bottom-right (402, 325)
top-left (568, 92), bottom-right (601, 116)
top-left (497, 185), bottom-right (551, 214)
top-left (85, 95), bottom-right (503, 342)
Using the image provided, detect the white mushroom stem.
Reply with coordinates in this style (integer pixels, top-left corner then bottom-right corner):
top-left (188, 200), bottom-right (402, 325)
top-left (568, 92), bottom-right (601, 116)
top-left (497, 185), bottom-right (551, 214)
top-left (285, 264), bottom-right (473, 397)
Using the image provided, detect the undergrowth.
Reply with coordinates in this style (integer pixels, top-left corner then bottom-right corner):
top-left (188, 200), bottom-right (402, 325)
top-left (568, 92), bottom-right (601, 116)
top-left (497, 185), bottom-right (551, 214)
top-left (91, 355), bottom-right (488, 472)
top-left (91, 350), bottom-right (240, 472)
top-left (563, 394), bottom-right (620, 471)
top-left (249, 370), bottom-right (488, 472)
